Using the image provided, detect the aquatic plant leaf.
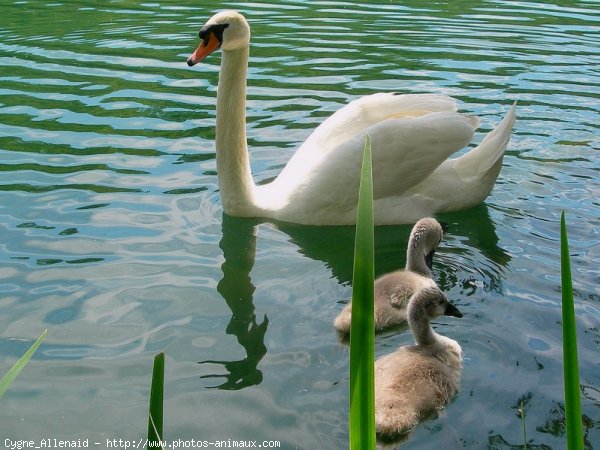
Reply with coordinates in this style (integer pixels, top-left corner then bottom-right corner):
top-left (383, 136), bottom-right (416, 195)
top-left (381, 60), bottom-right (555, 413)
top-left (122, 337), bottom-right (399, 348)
top-left (0, 329), bottom-right (47, 398)
top-left (560, 211), bottom-right (583, 450)
top-left (349, 135), bottom-right (376, 450)
top-left (147, 352), bottom-right (165, 450)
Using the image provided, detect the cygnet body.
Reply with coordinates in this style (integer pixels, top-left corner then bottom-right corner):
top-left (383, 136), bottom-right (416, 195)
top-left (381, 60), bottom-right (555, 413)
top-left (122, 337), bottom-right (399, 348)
top-left (334, 217), bottom-right (443, 334)
top-left (375, 286), bottom-right (463, 438)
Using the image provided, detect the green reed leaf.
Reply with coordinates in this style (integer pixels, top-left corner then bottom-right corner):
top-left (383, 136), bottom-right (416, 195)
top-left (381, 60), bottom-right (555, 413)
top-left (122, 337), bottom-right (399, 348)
top-left (0, 329), bottom-right (47, 399)
top-left (349, 135), bottom-right (376, 450)
top-left (560, 211), bottom-right (583, 450)
top-left (147, 352), bottom-right (165, 450)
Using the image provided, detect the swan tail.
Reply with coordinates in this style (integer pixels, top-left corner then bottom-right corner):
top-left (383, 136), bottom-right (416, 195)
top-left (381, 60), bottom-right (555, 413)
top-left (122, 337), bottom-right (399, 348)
top-left (457, 101), bottom-right (517, 176)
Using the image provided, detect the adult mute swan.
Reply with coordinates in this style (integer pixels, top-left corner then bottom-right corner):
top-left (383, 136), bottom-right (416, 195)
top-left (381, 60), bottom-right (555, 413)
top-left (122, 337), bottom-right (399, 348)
top-left (375, 286), bottom-right (463, 438)
top-left (334, 217), bottom-right (443, 334)
top-left (187, 10), bottom-right (516, 226)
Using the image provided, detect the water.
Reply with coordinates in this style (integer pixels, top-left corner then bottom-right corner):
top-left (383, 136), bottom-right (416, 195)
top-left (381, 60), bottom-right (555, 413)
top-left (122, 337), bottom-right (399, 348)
top-left (1, 0), bottom-right (599, 448)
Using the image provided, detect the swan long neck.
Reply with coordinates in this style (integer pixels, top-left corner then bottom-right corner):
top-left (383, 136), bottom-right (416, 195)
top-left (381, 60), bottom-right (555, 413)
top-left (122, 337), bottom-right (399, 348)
top-left (215, 46), bottom-right (257, 216)
top-left (408, 304), bottom-right (438, 346)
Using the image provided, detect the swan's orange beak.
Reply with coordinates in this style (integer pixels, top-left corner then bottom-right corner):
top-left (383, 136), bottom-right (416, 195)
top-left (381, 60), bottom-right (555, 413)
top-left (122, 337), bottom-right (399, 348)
top-left (187, 32), bottom-right (221, 67)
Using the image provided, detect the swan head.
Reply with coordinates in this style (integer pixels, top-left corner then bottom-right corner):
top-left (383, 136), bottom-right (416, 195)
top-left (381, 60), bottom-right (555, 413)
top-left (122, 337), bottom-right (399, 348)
top-left (408, 287), bottom-right (463, 322)
top-left (187, 10), bottom-right (250, 66)
top-left (406, 217), bottom-right (444, 275)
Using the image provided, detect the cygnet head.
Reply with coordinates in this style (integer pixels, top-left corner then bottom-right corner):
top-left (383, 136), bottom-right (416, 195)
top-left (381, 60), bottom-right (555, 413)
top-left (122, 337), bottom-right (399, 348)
top-left (187, 10), bottom-right (250, 66)
top-left (406, 217), bottom-right (444, 276)
top-left (408, 286), bottom-right (462, 321)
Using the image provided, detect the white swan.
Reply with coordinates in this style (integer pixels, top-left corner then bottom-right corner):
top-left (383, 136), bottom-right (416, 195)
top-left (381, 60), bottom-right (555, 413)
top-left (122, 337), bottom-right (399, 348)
top-left (375, 286), bottom-right (463, 438)
top-left (334, 217), bottom-right (443, 334)
top-left (187, 10), bottom-right (516, 226)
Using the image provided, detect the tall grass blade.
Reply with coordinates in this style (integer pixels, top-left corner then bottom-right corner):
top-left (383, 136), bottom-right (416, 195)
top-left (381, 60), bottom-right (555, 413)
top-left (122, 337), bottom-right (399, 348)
top-left (560, 211), bottom-right (583, 450)
top-left (0, 329), bottom-right (47, 399)
top-left (147, 352), bottom-right (165, 450)
top-left (349, 135), bottom-right (376, 450)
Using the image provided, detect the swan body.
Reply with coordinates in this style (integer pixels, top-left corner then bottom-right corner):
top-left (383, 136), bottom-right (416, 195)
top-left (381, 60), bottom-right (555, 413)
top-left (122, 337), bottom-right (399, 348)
top-left (375, 286), bottom-right (463, 438)
top-left (334, 217), bottom-right (443, 334)
top-left (187, 10), bottom-right (516, 225)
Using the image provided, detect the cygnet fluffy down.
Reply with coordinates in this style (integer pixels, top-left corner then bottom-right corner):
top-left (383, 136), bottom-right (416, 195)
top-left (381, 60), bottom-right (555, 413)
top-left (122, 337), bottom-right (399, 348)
top-left (375, 286), bottom-right (463, 438)
top-left (334, 217), bottom-right (444, 334)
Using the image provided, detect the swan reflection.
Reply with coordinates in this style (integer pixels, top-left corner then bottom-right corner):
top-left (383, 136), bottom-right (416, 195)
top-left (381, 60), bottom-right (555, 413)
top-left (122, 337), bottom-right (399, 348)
top-left (199, 215), bottom-right (267, 390)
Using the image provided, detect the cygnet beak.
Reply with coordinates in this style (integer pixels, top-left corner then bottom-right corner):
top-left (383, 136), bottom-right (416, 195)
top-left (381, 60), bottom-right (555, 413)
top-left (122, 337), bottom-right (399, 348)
top-left (445, 302), bottom-right (463, 318)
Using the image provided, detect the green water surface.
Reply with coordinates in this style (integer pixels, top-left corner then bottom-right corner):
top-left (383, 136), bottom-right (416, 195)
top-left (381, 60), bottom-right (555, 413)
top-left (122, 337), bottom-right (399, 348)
top-left (0, 1), bottom-right (599, 449)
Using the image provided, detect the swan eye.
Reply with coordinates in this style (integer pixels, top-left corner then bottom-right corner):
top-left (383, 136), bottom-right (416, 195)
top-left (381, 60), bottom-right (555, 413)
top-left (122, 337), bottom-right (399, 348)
top-left (199, 23), bottom-right (230, 46)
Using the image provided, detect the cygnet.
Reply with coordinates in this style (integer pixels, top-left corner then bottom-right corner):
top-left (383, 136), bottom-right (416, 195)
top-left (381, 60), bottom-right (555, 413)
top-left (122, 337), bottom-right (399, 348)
top-left (375, 286), bottom-right (463, 438)
top-left (334, 217), bottom-right (444, 334)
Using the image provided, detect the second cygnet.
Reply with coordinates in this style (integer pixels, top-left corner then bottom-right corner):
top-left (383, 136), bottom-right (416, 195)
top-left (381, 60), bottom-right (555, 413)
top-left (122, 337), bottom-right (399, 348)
top-left (334, 217), bottom-right (444, 334)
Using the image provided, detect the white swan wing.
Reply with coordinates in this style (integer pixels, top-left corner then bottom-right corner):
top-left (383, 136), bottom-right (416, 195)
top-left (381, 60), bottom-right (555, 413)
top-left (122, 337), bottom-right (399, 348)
top-left (267, 108), bottom-right (479, 218)
top-left (296, 93), bottom-right (462, 158)
top-left (412, 102), bottom-right (517, 209)
top-left (369, 111), bottom-right (479, 199)
top-left (367, 103), bottom-right (517, 223)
